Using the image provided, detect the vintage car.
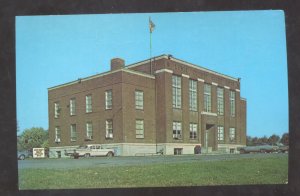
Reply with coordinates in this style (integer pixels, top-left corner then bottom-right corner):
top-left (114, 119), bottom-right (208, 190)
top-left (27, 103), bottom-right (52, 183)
top-left (239, 144), bottom-right (279, 154)
top-left (65, 144), bottom-right (115, 158)
top-left (17, 150), bottom-right (33, 160)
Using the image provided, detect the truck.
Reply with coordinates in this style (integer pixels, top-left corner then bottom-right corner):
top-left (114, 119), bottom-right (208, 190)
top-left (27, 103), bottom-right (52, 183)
top-left (64, 144), bottom-right (115, 158)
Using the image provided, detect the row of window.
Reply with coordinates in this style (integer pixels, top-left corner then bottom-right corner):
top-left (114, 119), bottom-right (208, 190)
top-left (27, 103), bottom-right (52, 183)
top-left (54, 121), bottom-right (236, 143)
top-left (54, 90), bottom-right (144, 118)
top-left (173, 121), bottom-right (236, 142)
top-left (172, 75), bottom-right (236, 117)
top-left (54, 119), bottom-right (145, 142)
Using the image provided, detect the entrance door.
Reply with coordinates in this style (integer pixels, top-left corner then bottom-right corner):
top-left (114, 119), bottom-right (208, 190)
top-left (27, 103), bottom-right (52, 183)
top-left (204, 124), bottom-right (215, 152)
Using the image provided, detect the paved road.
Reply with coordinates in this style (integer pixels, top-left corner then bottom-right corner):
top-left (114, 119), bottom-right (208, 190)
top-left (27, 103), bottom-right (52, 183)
top-left (18, 153), bottom-right (287, 170)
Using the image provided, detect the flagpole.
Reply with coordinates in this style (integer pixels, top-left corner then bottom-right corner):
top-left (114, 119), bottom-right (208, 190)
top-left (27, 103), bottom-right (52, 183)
top-left (149, 17), bottom-right (152, 74)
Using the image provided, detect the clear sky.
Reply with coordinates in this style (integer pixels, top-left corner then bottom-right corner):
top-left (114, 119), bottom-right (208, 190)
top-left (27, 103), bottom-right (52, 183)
top-left (16, 10), bottom-right (288, 137)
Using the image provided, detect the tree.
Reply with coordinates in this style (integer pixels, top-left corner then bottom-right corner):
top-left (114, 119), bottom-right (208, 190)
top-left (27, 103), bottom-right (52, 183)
top-left (252, 137), bottom-right (258, 145)
top-left (268, 134), bottom-right (280, 145)
top-left (256, 135), bottom-right (268, 144)
top-left (246, 136), bottom-right (253, 146)
top-left (18, 127), bottom-right (48, 151)
top-left (280, 132), bottom-right (289, 146)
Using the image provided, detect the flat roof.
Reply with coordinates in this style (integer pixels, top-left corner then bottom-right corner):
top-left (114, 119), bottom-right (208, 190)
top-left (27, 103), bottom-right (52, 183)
top-left (126, 54), bottom-right (239, 82)
top-left (48, 68), bottom-right (155, 91)
top-left (48, 54), bottom-right (238, 90)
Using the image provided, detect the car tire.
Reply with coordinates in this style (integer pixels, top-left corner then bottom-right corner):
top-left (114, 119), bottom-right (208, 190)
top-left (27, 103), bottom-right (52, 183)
top-left (107, 152), bottom-right (113, 157)
top-left (19, 154), bottom-right (25, 160)
top-left (84, 153), bottom-right (90, 158)
top-left (240, 149), bottom-right (245, 154)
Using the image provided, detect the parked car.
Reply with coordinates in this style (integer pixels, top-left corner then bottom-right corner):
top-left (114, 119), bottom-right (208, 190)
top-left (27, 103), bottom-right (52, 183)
top-left (239, 144), bottom-right (279, 154)
top-left (276, 143), bottom-right (289, 153)
top-left (65, 144), bottom-right (115, 158)
top-left (17, 150), bottom-right (33, 160)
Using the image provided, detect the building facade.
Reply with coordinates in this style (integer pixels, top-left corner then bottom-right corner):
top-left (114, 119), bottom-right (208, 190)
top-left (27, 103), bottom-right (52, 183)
top-left (48, 54), bottom-right (246, 157)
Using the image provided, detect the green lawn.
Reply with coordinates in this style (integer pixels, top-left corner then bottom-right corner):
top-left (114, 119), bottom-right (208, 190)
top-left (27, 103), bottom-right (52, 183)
top-left (19, 155), bottom-right (288, 189)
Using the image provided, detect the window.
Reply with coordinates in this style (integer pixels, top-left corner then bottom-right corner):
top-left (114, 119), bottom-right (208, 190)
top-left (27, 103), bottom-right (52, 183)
top-left (229, 127), bottom-right (236, 142)
top-left (86, 122), bottom-right (93, 140)
top-left (204, 84), bottom-right (212, 112)
top-left (174, 148), bottom-right (183, 155)
top-left (217, 88), bottom-right (224, 115)
top-left (230, 91), bottom-right (235, 117)
top-left (55, 126), bottom-right (61, 142)
top-left (86, 95), bottom-right (92, 113)
top-left (172, 75), bottom-right (181, 108)
top-left (189, 123), bottom-right (197, 139)
top-left (135, 90), bottom-right (144, 110)
top-left (136, 119), bottom-right (144, 138)
top-left (173, 121), bottom-right (182, 139)
top-left (70, 98), bottom-right (76, 116)
top-left (217, 126), bottom-right (224, 142)
top-left (189, 79), bottom-right (197, 111)
top-left (106, 120), bottom-right (113, 139)
top-left (54, 102), bottom-right (60, 118)
top-left (105, 90), bottom-right (112, 109)
top-left (70, 124), bottom-right (77, 141)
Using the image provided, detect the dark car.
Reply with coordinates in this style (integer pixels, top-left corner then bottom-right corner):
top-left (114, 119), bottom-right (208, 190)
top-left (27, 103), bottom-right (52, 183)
top-left (17, 150), bottom-right (33, 160)
top-left (239, 144), bottom-right (278, 154)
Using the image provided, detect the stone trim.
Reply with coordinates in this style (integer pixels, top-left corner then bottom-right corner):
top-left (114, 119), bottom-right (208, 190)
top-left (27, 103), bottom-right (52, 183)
top-left (201, 111), bottom-right (218, 116)
top-left (155, 69), bottom-right (173, 74)
top-left (181, 74), bottom-right (190, 78)
top-left (48, 68), bottom-right (155, 91)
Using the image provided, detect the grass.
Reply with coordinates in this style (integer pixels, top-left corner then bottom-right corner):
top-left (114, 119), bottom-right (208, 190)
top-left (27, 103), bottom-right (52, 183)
top-left (19, 155), bottom-right (288, 189)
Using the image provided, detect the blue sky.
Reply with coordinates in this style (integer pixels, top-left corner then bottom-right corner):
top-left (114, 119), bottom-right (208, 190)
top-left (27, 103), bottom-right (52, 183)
top-left (16, 11), bottom-right (288, 137)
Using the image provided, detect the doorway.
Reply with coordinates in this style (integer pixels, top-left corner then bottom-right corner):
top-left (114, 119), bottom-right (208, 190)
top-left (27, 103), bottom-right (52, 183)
top-left (204, 124), bottom-right (215, 152)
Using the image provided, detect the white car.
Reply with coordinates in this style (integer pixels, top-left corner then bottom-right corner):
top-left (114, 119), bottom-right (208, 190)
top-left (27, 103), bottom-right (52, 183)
top-left (72, 144), bottom-right (114, 158)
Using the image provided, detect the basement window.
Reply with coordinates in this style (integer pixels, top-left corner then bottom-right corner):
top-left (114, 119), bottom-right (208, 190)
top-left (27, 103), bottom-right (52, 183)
top-left (174, 148), bottom-right (183, 155)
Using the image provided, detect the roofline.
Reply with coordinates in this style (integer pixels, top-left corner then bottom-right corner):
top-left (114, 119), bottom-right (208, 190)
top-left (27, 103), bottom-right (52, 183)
top-left (48, 68), bottom-right (155, 91)
top-left (170, 56), bottom-right (238, 81)
top-left (124, 54), bottom-right (167, 69)
top-left (49, 54), bottom-right (239, 91)
top-left (126, 54), bottom-right (238, 82)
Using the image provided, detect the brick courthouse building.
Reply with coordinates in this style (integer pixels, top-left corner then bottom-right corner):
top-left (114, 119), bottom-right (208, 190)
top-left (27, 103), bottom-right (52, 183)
top-left (48, 54), bottom-right (246, 157)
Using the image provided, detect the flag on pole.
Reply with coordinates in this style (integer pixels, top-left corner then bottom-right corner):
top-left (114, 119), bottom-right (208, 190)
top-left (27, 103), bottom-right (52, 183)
top-left (149, 17), bottom-right (155, 33)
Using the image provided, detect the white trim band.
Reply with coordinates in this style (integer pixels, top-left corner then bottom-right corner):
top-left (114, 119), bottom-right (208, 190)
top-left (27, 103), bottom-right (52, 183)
top-left (212, 82), bottom-right (218, 86)
top-left (235, 89), bottom-right (240, 92)
top-left (124, 54), bottom-right (238, 81)
top-left (197, 78), bottom-right (204, 82)
top-left (201, 112), bottom-right (218, 116)
top-left (170, 57), bottom-right (238, 82)
top-left (123, 69), bottom-right (155, 79)
top-left (224, 86), bottom-right (230, 89)
top-left (181, 74), bottom-right (190, 78)
top-left (155, 69), bottom-right (173, 74)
